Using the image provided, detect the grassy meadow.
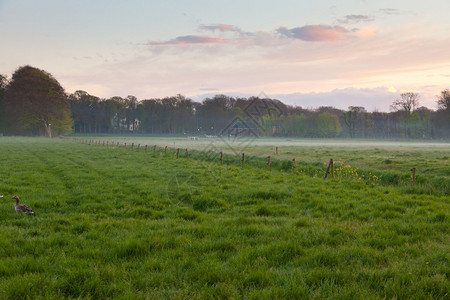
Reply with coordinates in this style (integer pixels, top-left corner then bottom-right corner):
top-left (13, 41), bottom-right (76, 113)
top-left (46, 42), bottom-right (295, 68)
top-left (0, 136), bottom-right (448, 299)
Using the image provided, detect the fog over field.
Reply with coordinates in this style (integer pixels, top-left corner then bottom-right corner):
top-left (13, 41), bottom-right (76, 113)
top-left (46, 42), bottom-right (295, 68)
top-left (91, 136), bottom-right (450, 151)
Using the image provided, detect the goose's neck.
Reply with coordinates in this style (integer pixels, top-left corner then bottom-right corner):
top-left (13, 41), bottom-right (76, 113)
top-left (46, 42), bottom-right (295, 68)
top-left (15, 198), bottom-right (19, 205)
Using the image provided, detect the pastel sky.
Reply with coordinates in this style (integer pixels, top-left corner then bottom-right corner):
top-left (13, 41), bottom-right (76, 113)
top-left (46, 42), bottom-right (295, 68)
top-left (1, 0), bottom-right (449, 111)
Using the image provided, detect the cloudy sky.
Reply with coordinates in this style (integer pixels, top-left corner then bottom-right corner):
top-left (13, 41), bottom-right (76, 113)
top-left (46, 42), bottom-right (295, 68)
top-left (1, 0), bottom-right (449, 111)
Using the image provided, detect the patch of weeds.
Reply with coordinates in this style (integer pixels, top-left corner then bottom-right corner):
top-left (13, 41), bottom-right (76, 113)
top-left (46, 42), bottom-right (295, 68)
top-left (280, 160), bottom-right (295, 171)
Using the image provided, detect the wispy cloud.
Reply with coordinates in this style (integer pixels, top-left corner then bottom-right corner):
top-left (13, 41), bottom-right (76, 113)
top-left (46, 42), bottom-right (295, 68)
top-left (199, 87), bottom-right (220, 91)
top-left (379, 8), bottom-right (403, 15)
top-left (277, 25), bottom-right (349, 42)
top-left (199, 24), bottom-right (241, 33)
top-left (337, 14), bottom-right (374, 24)
top-left (149, 35), bottom-right (226, 45)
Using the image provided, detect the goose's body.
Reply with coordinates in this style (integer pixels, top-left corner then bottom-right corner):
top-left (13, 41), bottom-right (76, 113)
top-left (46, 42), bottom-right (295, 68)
top-left (11, 195), bottom-right (34, 214)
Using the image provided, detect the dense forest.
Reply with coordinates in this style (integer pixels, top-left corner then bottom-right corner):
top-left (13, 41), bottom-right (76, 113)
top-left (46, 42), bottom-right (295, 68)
top-left (1, 66), bottom-right (449, 139)
top-left (66, 90), bottom-right (450, 139)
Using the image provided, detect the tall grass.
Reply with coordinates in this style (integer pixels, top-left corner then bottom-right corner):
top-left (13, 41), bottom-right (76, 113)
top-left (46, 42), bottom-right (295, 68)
top-left (0, 137), bottom-right (448, 299)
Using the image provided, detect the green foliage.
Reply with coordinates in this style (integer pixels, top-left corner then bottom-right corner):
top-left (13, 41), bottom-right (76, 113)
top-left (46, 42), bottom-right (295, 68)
top-left (4, 66), bottom-right (72, 137)
top-left (317, 112), bottom-right (342, 137)
top-left (0, 137), bottom-right (448, 298)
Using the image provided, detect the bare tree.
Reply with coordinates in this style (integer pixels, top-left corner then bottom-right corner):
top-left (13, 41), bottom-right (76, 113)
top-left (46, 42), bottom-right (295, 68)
top-left (437, 89), bottom-right (450, 112)
top-left (390, 92), bottom-right (420, 113)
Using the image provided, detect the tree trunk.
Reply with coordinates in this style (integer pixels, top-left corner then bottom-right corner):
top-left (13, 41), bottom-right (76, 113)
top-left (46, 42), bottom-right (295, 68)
top-left (43, 121), bottom-right (52, 138)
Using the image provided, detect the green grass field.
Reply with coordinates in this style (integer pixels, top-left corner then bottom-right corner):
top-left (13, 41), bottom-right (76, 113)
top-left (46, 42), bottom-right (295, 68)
top-left (0, 137), bottom-right (448, 299)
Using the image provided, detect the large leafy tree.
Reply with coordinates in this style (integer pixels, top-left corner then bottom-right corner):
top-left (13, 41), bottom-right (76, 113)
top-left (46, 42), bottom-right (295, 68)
top-left (68, 90), bottom-right (100, 133)
top-left (344, 106), bottom-right (366, 138)
top-left (5, 65), bottom-right (72, 137)
top-left (316, 111), bottom-right (342, 137)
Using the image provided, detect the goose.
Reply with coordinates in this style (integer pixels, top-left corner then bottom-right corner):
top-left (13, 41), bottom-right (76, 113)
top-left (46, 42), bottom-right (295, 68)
top-left (11, 195), bottom-right (34, 214)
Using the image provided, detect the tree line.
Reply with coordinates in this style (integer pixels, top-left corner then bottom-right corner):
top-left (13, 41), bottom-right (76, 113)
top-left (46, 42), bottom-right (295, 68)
top-left (1, 65), bottom-right (449, 139)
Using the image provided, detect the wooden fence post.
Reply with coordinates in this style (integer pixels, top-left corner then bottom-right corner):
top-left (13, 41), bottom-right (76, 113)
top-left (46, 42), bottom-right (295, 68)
top-left (331, 159), bottom-right (334, 177)
top-left (411, 168), bottom-right (416, 186)
top-left (268, 156), bottom-right (271, 169)
top-left (242, 153), bottom-right (245, 168)
top-left (276, 146), bottom-right (278, 155)
top-left (186, 148), bottom-right (189, 159)
top-left (176, 148), bottom-right (180, 159)
top-left (165, 146), bottom-right (167, 154)
top-left (293, 158), bottom-right (297, 169)
top-left (154, 145), bottom-right (156, 154)
top-left (137, 144), bottom-right (140, 151)
top-left (220, 152), bottom-right (223, 165)
top-left (324, 158), bottom-right (334, 180)
top-left (145, 145), bottom-right (148, 153)
top-left (131, 143), bottom-right (134, 150)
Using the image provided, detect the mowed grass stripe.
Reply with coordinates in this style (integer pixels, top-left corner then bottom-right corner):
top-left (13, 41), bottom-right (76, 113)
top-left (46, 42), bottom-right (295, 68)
top-left (0, 137), bottom-right (448, 299)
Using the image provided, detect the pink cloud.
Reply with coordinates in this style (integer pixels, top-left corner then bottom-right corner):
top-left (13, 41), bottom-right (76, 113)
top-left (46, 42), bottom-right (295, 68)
top-left (354, 26), bottom-right (378, 38)
top-left (149, 35), bottom-right (226, 45)
top-left (277, 25), bottom-right (349, 42)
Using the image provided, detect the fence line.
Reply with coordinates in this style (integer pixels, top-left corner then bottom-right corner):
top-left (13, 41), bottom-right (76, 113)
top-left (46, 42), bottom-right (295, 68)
top-left (72, 138), bottom-right (418, 186)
